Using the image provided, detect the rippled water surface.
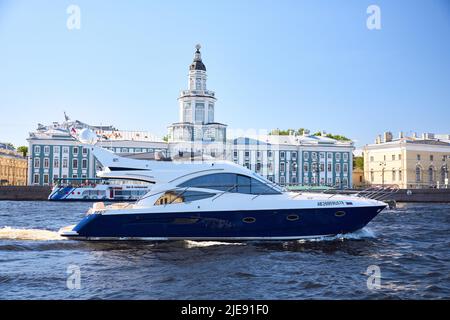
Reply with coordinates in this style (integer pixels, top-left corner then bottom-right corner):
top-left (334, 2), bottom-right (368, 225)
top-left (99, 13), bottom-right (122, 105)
top-left (0, 201), bottom-right (449, 299)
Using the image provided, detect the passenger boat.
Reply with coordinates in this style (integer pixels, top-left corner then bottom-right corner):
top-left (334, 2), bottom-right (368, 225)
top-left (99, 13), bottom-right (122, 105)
top-left (48, 178), bottom-right (151, 201)
top-left (61, 142), bottom-right (387, 241)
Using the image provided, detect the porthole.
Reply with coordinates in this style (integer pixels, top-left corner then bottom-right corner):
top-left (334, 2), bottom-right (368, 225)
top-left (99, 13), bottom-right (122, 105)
top-left (286, 214), bottom-right (299, 221)
top-left (242, 217), bottom-right (256, 224)
top-left (335, 211), bottom-right (346, 217)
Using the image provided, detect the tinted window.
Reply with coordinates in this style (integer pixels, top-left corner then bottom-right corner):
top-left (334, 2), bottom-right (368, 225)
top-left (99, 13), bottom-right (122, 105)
top-left (178, 173), bottom-right (236, 191)
top-left (178, 173), bottom-right (280, 195)
top-left (251, 178), bottom-right (280, 194)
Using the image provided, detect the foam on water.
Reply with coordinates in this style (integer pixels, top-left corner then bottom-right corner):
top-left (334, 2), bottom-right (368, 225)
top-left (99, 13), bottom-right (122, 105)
top-left (297, 227), bottom-right (376, 243)
top-left (184, 240), bottom-right (245, 248)
top-left (0, 226), bottom-right (74, 241)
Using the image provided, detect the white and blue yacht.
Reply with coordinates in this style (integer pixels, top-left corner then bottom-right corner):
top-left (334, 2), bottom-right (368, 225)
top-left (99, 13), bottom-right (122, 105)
top-left (61, 134), bottom-right (386, 241)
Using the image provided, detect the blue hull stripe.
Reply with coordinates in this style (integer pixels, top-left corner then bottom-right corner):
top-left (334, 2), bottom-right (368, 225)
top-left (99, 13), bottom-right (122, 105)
top-left (69, 206), bottom-right (385, 240)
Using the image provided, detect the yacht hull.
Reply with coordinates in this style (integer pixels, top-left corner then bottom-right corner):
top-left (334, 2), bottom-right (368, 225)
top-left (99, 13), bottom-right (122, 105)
top-left (63, 205), bottom-right (385, 240)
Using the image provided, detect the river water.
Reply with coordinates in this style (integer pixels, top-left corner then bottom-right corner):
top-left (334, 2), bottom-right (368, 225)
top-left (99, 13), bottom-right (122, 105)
top-left (0, 201), bottom-right (449, 299)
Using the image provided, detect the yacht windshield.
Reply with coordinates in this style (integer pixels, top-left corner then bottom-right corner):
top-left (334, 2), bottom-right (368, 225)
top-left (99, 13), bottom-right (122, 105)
top-left (177, 173), bottom-right (281, 195)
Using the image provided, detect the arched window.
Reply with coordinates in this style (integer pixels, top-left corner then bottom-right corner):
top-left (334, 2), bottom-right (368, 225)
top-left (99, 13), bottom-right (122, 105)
top-left (441, 166), bottom-right (447, 184)
top-left (428, 166), bottom-right (434, 185)
top-left (208, 104), bottom-right (214, 123)
top-left (183, 103), bottom-right (192, 123)
top-left (195, 103), bottom-right (205, 123)
top-left (415, 166), bottom-right (421, 182)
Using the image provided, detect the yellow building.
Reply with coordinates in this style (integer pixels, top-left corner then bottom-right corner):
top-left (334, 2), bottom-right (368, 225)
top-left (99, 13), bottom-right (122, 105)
top-left (363, 132), bottom-right (450, 189)
top-left (352, 167), bottom-right (365, 188)
top-left (0, 145), bottom-right (28, 186)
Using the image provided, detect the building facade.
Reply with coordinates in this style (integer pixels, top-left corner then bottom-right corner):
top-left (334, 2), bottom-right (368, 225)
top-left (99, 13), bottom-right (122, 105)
top-left (0, 143), bottom-right (28, 186)
top-left (364, 132), bottom-right (450, 189)
top-left (27, 45), bottom-right (354, 188)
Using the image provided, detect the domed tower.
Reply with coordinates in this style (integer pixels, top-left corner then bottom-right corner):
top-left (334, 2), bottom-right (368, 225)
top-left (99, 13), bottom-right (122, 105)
top-left (168, 45), bottom-right (227, 146)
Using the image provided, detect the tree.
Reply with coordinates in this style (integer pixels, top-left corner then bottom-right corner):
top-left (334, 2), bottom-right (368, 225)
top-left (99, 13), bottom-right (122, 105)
top-left (17, 146), bottom-right (28, 157)
top-left (354, 156), bottom-right (364, 170)
top-left (162, 135), bottom-right (169, 142)
top-left (269, 128), bottom-right (307, 136)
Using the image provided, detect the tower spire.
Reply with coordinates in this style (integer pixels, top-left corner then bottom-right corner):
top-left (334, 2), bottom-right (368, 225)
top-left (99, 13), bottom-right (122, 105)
top-left (190, 44), bottom-right (206, 71)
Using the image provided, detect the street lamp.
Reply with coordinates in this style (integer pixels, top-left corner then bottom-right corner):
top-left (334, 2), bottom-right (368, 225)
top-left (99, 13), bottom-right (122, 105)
top-left (379, 161), bottom-right (386, 187)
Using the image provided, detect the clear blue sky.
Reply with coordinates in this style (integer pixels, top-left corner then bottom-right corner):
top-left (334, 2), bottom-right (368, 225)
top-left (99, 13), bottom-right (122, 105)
top-left (1, 0), bottom-right (449, 148)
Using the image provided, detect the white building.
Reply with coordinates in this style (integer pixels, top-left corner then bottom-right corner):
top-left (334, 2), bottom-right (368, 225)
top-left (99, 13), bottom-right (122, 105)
top-left (28, 45), bottom-right (354, 188)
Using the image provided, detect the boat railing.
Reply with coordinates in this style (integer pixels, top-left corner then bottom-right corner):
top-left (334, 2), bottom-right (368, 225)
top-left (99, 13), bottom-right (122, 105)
top-left (211, 184), bottom-right (238, 202)
top-left (354, 185), bottom-right (400, 201)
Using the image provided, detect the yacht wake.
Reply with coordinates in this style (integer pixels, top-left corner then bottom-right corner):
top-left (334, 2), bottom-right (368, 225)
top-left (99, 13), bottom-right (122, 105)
top-left (0, 226), bottom-right (74, 241)
top-left (297, 228), bottom-right (376, 243)
top-left (183, 240), bottom-right (245, 248)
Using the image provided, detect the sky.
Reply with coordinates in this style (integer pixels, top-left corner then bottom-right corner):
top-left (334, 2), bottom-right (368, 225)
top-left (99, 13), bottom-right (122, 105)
top-left (1, 0), bottom-right (449, 148)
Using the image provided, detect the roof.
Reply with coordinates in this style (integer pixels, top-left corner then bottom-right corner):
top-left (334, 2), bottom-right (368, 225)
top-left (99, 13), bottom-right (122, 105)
top-left (189, 45), bottom-right (206, 71)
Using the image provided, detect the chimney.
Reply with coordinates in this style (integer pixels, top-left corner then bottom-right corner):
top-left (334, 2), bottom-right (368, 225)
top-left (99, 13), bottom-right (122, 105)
top-left (384, 131), bottom-right (393, 143)
top-left (375, 135), bottom-right (382, 144)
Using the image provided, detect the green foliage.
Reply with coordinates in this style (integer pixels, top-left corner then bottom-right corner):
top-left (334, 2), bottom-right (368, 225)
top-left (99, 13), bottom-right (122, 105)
top-left (162, 135), bottom-right (169, 142)
top-left (269, 128), bottom-right (306, 136)
top-left (353, 156), bottom-right (364, 170)
top-left (17, 146), bottom-right (28, 157)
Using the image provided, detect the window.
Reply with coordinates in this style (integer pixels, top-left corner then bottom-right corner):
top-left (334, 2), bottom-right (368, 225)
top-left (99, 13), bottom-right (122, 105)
top-left (195, 78), bottom-right (201, 90)
top-left (72, 174), bottom-right (78, 178)
top-left (121, 148), bottom-right (129, 153)
top-left (399, 170), bottom-right (402, 181)
top-left (304, 152), bottom-right (309, 160)
top-left (280, 162), bottom-right (285, 173)
top-left (43, 174), bottom-right (49, 185)
top-left (280, 151), bottom-right (285, 160)
top-left (82, 148), bottom-right (88, 155)
top-left (392, 170), bottom-right (396, 181)
top-left (34, 146), bottom-right (41, 154)
top-left (292, 162), bottom-right (297, 173)
top-left (245, 151), bottom-right (250, 158)
top-left (416, 166), bottom-right (421, 182)
top-left (335, 163), bottom-right (341, 173)
top-left (73, 147), bottom-right (79, 155)
top-left (327, 163), bottom-right (332, 172)
top-left (256, 162), bottom-right (261, 172)
top-left (292, 152), bottom-right (297, 160)
top-left (343, 163), bottom-right (348, 173)
top-left (82, 159), bottom-right (88, 169)
top-left (430, 155), bottom-right (434, 161)
top-left (233, 151), bottom-right (238, 158)
top-left (73, 159), bottom-right (78, 169)
top-left (320, 163), bottom-right (325, 172)
top-left (195, 102), bottom-right (205, 123)
top-left (177, 173), bottom-right (280, 194)
top-left (183, 102), bottom-right (192, 122)
top-left (343, 153), bottom-right (348, 161)
top-left (417, 154), bottom-right (421, 161)
top-left (33, 174), bottom-right (40, 184)
top-left (280, 176), bottom-right (285, 185)
top-left (44, 158), bottom-right (49, 168)
top-left (399, 154), bottom-right (402, 161)
top-left (63, 147), bottom-right (69, 154)
top-left (155, 190), bottom-right (215, 206)
top-left (268, 151), bottom-right (273, 158)
top-left (63, 158), bottom-right (68, 168)
top-left (54, 146), bottom-right (60, 154)
top-left (320, 152), bottom-right (325, 159)
top-left (257, 151), bottom-right (261, 159)
top-left (312, 152), bottom-right (317, 161)
top-left (392, 155), bottom-right (395, 161)
top-left (304, 163), bottom-right (309, 173)
top-left (244, 163), bottom-right (250, 169)
top-left (44, 146), bottom-right (50, 154)
top-left (370, 170), bottom-right (374, 182)
top-left (34, 158), bottom-right (40, 168)
top-left (208, 104), bottom-right (214, 123)
top-left (327, 153), bottom-right (332, 159)
top-left (336, 153), bottom-right (341, 161)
